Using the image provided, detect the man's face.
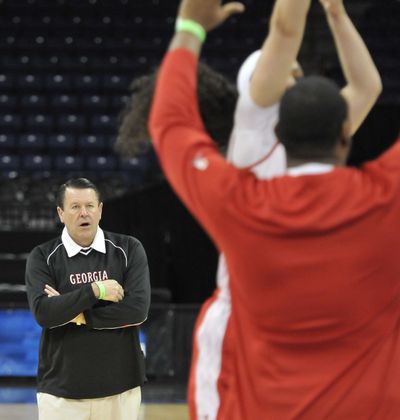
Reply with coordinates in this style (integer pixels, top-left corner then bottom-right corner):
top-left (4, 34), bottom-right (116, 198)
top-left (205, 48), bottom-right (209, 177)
top-left (57, 187), bottom-right (103, 247)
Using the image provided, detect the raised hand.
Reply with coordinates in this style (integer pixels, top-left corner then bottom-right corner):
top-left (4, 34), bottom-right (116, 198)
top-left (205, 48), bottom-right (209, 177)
top-left (178, 0), bottom-right (245, 31)
top-left (319, 0), bottom-right (345, 16)
top-left (44, 284), bottom-right (60, 297)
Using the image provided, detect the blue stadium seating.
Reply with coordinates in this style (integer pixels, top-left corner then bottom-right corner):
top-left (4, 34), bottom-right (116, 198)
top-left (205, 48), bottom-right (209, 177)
top-left (0, 134), bottom-right (17, 150)
top-left (0, 0), bottom-right (397, 230)
top-left (0, 309), bottom-right (40, 377)
top-left (0, 155), bottom-right (20, 171)
top-left (87, 155), bottom-right (117, 172)
top-left (78, 134), bottom-right (107, 151)
top-left (0, 114), bottom-right (21, 133)
top-left (47, 134), bottom-right (76, 151)
top-left (23, 154), bottom-right (51, 171)
top-left (54, 155), bottom-right (84, 172)
top-left (21, 95), bottom-right (47, 110)
top-left (51, 94), bottom-right (79, 110)
top-left (19, 134), bottom-right (46, 150)
top-left (0, 94), bottom-right (17, 110)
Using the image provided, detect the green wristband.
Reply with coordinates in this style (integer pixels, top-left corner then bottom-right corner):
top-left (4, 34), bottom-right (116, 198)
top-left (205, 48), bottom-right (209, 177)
top-left (96, 282), bottom-right (106, 300)
top-left (175, 18), bottom-right (206, 43)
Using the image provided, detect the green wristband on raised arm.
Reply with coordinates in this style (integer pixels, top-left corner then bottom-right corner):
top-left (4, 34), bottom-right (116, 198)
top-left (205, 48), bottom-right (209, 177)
top-left (175, 18), bottom-right (206, 43)
top-left (96, 282), bottom-right (106, 300)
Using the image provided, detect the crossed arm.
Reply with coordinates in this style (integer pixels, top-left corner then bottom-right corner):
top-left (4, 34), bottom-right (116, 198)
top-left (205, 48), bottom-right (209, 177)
top-left (26, 242), bottom-right (150, 329)
top-left (44, 280), bottom-right (124, 325)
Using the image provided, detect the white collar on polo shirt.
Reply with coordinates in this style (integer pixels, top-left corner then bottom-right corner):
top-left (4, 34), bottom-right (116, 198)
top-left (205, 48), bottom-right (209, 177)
top-left (62, 226), bottom-right (106, 257)
top-left (287, 162), bottom-right (334, 177)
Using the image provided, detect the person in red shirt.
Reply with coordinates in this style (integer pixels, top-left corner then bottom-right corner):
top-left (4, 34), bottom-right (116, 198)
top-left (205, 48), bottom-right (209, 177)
top-left (187, 0), bottom-right (383, 417)
top-left (148, 0), bottom-right (400, 418)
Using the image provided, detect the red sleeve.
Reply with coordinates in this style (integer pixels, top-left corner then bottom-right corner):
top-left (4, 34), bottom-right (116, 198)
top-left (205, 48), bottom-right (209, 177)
top-left (361, 138), bottom-right (400, 177)
top-left (371, 137), bottom-right (400, 169)
top-left (149, 48), bottom-right (252, 248)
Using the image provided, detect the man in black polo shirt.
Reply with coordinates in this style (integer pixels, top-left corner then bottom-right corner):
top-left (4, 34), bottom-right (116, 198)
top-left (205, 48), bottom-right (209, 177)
top-left (25, 177), bottom-right (150, 420)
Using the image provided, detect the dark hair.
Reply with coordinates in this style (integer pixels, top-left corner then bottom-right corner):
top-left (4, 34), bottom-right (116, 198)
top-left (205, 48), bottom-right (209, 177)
top-left (115, 62), bottom-right (238, 157)
top-left (276, 76), bottom-right (348, 159)
top-left (56, 178), bottom-right (102, 209)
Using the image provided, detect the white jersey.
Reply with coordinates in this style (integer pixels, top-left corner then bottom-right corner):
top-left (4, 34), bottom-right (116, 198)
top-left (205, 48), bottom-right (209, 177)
top-left (227, 50), bottom-right (286, 179)
top-left (192, 51), bottom-right (286, 420)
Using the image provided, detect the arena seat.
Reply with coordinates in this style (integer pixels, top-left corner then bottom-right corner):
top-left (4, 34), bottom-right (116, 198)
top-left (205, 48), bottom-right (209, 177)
top-left (0, 134), bottom-right (17, 150)
top-left (0, 114), bottom-right (21, 133)
top-left (23, 155), bottom-right (51, 172)
top-left (87, 155), bottom-right (117, 172)
top-left (47, 134), bottom-right (76, 151)
top-left (56, 114), bottom-right (86, 133)
top-left (78, 134), bottom-right (107, 151)
top-left (54, 155), bottom-right (84, 172)
top-left (0, 155), bottom-right (20, 172)
top-left (21, 95), bottom-right (47, 110)
top-left (51, 94), bottom-right (79, 111)
top-left (25, 114), bottom-right (53, 133)
top-left (0, 94), bottom-right (17, 110)
top-left (18, 134), bottom-right (46, 151)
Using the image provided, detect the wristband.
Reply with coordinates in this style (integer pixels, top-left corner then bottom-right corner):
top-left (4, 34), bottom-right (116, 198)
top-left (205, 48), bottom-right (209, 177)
top-left (96, 282), bottom-right (106, 300)
top-left (175, 18), bottom-right (206, 43)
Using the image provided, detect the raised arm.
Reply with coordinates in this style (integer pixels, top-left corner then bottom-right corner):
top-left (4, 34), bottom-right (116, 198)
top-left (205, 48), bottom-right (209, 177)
top-left (249, 0), bottom-right (312, 107)
top-left (169, 0), bottom-right (245, 55)
top-left (25, 247), bottom-right (98, 328)
top-left (320, 0), bottom-right (382, 135)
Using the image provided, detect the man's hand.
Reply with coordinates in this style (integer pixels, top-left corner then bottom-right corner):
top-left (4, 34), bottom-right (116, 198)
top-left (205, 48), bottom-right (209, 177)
top-left (319, 0), bottom-right (345, 17)
top-left (44, 284), bottom-right (60, 297)
top-left (178, 0), bottom-right (245, 32)
top-left (92, 279), bottom-right (125, 303)
top-left (71, 312), bottom-right (86, 325)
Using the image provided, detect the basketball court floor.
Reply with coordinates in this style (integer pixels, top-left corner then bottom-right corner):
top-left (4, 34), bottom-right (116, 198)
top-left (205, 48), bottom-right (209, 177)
top-left (1, 403), bottom-right (189, 420)
top-left (0, 379), bottom-right (189, 420)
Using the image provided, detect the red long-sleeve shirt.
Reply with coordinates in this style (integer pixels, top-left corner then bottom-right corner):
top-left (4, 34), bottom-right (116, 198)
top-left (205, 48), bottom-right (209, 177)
top-left (149, 48), bottom-right (400, 419)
